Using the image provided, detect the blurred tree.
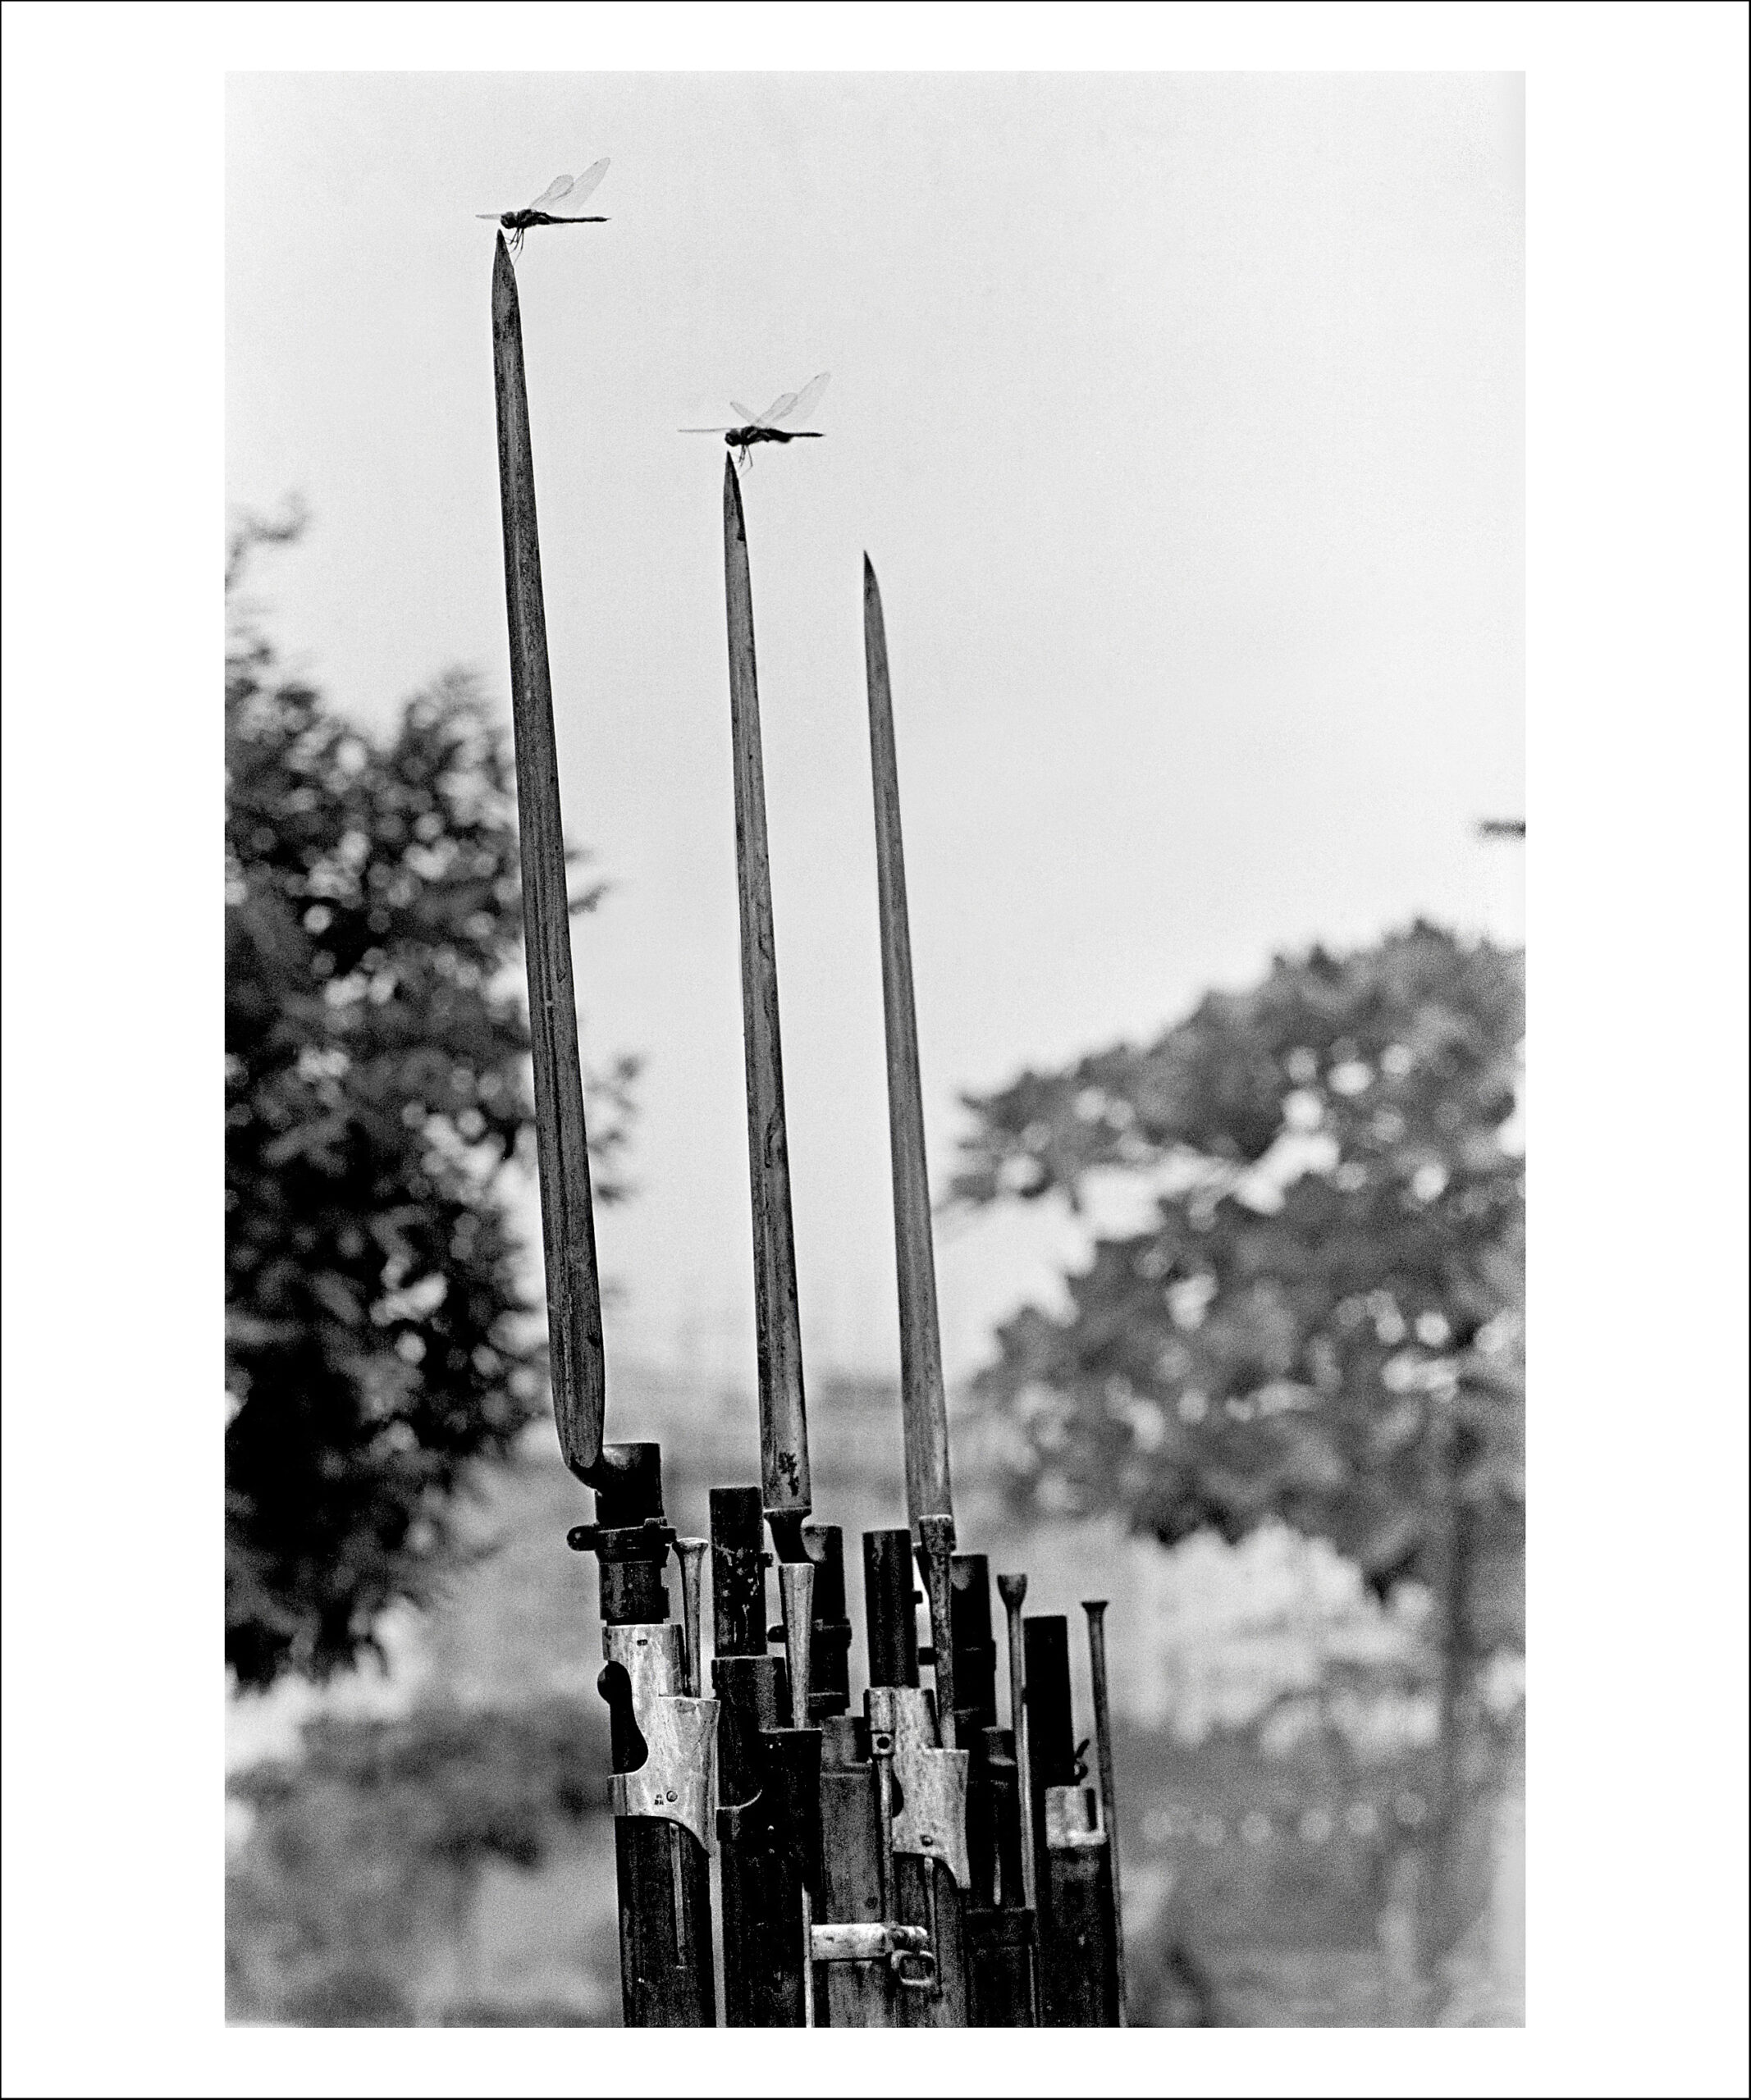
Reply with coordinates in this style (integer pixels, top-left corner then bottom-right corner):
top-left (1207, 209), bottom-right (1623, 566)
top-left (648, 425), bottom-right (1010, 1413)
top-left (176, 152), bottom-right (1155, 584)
top-left (951, 923), bottom-right (1523, 1961)
top-left (952, 921), bottom-right (1521, 1630)
top-left (226, 513), bottom-right (636, 1689)
top-left (226, 1696), bottom-right (610, 2022)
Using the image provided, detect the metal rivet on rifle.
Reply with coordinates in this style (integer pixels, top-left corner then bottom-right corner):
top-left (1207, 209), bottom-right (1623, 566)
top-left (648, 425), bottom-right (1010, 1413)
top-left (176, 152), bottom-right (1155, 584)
top-left (666, 1789), bottom-right (678, 1803)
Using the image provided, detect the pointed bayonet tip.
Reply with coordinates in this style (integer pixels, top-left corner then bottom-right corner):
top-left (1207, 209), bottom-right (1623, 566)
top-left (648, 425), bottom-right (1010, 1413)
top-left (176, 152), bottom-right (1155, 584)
top-left (491, 231), bottom-right (518, 323)
top-left (723, 450), bottom-right (747, 540)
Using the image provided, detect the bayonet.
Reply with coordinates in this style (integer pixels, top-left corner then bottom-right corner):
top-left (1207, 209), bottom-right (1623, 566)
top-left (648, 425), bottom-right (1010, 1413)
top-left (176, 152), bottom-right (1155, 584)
top-left (722, 458), bottom-right (812, 1564)
top-left (863, 558), bottom-right (955, 1550)
top-left (863, 559), bottom-right (1045, 2025)
top-left (491, 232), bottom-right (715, 2025)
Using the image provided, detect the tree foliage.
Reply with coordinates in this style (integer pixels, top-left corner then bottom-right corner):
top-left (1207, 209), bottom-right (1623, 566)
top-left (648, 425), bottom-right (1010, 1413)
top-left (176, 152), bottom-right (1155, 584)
top-left (226, 1697), bottom-right (610, 2022)
top-left (225, 519), bottom-right (634, 1689)
top-left (952, 923), bottom-right (1523, 1655)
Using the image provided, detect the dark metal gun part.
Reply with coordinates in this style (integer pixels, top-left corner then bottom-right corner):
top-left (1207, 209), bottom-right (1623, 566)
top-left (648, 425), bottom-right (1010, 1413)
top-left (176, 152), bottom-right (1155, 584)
top-left (802, 1522), bottom-right (853, 1722)
top-left (1083, 1598), bottom-right (1128, 2025)
top-left (953, 1556), bottom-right (1037, 2024)
top-left (710, 1484), bottom-right (815, 2027)
top-left (1024, 1614), bottom-right (1119, 2027)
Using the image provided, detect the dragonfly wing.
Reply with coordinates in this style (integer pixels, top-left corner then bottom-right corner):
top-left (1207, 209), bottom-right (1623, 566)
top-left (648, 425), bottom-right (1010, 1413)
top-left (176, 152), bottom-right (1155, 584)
top-left (528, 173), bottom-right (574, 209)
top-left (784, 372), bottom-right (830, 423)
top-left (552, 158), bottom-right (609, 214)
top-left (679, 427), bottom-right (732, 433)
top-left (729, 400), bottom-right (760, 424)
top-left (758, 390), bottom-right (799, 425)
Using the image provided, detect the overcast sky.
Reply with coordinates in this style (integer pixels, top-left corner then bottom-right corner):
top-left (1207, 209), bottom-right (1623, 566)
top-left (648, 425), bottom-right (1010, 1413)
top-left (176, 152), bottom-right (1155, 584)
top-left (227, 71), bottom-right (1523, 1390)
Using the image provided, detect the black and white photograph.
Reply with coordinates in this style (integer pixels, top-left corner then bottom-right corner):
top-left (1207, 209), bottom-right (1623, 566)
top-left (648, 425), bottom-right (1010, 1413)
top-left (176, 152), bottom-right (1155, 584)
top-left (2, 7), bottom-right (1746, 2095)
top-left (217, 64), bottom-right (1531, 2034)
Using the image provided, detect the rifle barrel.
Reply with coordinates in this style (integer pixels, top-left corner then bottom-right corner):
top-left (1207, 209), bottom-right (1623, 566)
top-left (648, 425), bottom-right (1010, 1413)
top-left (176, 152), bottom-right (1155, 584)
top-left (1083, 1599), bottom-right (1128, 2025)
top-left (997, 1575), bottom-right (1040, 1923)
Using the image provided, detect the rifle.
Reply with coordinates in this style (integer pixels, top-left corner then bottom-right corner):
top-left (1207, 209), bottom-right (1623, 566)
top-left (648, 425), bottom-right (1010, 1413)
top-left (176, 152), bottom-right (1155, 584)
top-left (862, 560), bottom-right (1036, 2024)
top-left (491, 234), bottom-right (716, 2025)
top-left (711, 457), bottom-right (825, 2024)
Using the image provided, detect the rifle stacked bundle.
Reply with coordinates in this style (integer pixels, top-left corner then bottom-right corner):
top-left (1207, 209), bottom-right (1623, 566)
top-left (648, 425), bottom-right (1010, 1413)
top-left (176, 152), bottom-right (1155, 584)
top-left (491, 233), bottom-right (1127, 2028)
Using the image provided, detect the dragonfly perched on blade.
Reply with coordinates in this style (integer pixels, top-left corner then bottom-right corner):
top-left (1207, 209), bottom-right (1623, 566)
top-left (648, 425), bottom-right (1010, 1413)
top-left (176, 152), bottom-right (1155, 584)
top-left (478, 160), bottom-right (610, 253)
top-left (682, 373), bottom-right (830, 470)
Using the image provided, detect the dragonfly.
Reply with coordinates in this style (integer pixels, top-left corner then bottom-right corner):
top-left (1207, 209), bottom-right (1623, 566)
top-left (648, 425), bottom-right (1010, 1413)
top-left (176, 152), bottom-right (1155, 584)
top-left (478, 160), bottom-right (610, 253)
top-left (682, 373), bottom-right (830, 471)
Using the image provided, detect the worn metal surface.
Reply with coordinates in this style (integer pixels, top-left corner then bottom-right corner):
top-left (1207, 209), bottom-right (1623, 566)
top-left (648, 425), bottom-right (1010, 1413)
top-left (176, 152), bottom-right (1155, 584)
top-left (869, 1685), bottom-right (972, 2027)
top-left (819, 1714), bottom-right (894, 2027)
top-left (763, 1723), bottom-right (825, 2025)
top-left (585, 1449), bottom-right (714, 2026)
top-left (802, 1522), bottom-right (853, 1720)
top-left (863, 1527), bottom-right (921, 1691)
top-left (1026, 1614), bottom-right (1120, 2027)
top-left (711, 1486), bottom-right (814, 2028)
top-left (998, 1574), bottom-right (1040, 1927)
top-left (488, 234), bottom-right (607, 1485)
top-left (949, 1557), bottom-right (999, 1748)
top-left (869, 1686), bottom-right (972, 1891)
top-left (602, 1622), bottom-right (719, 1855)
top-left (894, 1854), bottom-right (969, 2029)
top-left (917, 1515), bottom-right (958, 1752)
top-left (715, 1651), bottom-right (802, 2027)
top-left (984, 1727), bottom-right (1025, 1907)
top-left (710, 1486), bottom-right (769, 1658)
top-left (675, 1539), bottom-right (706, 1696)
top-left (811, 1921), bottom-right (934, 1986)
top-left (964, 1906), bottom-right (1037, 2028)
top-left (1043, 1783), bottom-right (1105, 1850)
top-left (779, 1559), bottom-right (816, 1727)
top-left (721, 459), bottom-right (811, 1533)
top-left (964, 1718), bottom-right (1039, 2026)
top-left (1082, 1598), bottom-right (1128, 2024)
top-left (612, 1816), bottom-right (717, 2028)
top-left (1040, 1842), bottom-right (1119, 2027)
top-left (949, 1559), bottom-right (999, 1906)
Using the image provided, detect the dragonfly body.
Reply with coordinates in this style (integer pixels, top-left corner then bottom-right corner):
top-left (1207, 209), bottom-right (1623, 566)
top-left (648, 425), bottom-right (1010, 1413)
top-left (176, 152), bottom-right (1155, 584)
top-left (725, 425), bottom-right (822, 454)
top-left (479, 161), bottom-right (610, 253)
top-left (497, 208), bottom-right (607, 240)
top-left (683, 375), bottom-right (830, 470)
